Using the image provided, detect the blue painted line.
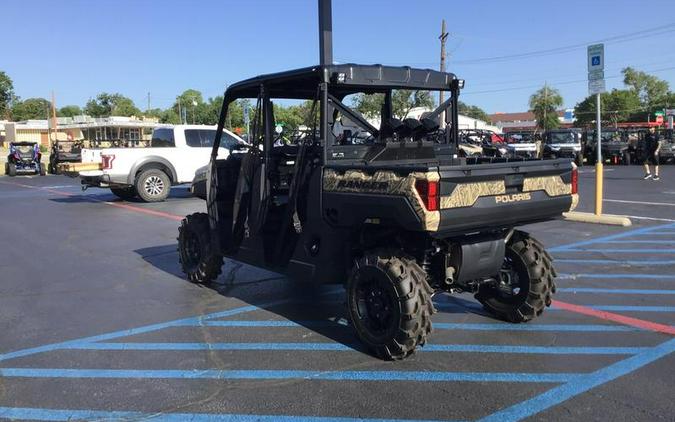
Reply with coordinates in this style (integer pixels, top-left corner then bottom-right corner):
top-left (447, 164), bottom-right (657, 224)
top-left (602, 240), bottom-right (675, 244)
top-left (433, 323), bottom-right (639, 332)
top-left (557, 273), bottom-right (675, 279)
top-left (558, 248), bottom-right (675, 253)
top-left (64, 342), bottom-right (646, 355)
top-left (558, 288), bottom-right (675, 294)
top-left (478, 338), bottom-right (675, 422)
top-left (549, 222), bottom-right (675, 252)
top-left (0, 288), bottom-right (344, 363)
top-left (0, 367), bottom-right (580, 383)
top-left (0, 407), bottom-right (451, 422)
top-left (180, 320), bottom-right (641, 332)
top-left (554, 259), bottom-right (675, 266)
top-left (178, 320), bottom-right (346, 328)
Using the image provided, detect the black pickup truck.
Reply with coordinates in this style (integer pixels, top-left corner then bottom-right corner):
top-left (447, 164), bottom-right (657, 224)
top-left (178, 64), bottom-right (578, 360)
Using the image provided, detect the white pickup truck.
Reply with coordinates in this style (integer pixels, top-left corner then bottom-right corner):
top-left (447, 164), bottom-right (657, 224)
top-left (78, 125), bottom-right (244, 202)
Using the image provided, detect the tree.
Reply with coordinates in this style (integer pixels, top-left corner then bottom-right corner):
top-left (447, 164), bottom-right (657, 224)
top-left (574, 89), bottom-right (641, 127)
top-left (84, 93), bottom-right (140, 117)
top-left (0, 71), bottom-right (15, 119)
top-left (352, 90), bottom-right (434, 120)
top-left (529, 84), bottom-right (563, 130)
top-left (11, 98), bottom-right (50, 121)
top-left (58, 105), bottom-right (82, 117)
top-left (172, 89), bottom-right (204, 123)
top-left (458, 101), bottom-right (489, 122)
top-left (622, 67), bottom-right (669, 117)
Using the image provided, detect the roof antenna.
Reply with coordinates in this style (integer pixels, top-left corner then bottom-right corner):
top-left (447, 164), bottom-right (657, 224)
top-left (318, 0), bottom-right (333, 66)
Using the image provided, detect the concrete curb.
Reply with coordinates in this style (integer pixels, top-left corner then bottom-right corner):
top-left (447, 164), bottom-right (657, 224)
top-left (563, 211), bottom-right (632, 227)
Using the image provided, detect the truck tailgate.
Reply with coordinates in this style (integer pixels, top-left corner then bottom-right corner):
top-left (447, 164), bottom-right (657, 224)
top-left (436, 159), bottom-right (576, 235)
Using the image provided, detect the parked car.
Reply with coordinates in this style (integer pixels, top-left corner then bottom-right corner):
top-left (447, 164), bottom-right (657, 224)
top-left (48, 140), bottom-right (83, 174)
top-left (543, 129), bottom-right (583, 166)
top-left (5, 142), bottom-right (46, 177)
top-left (75, 125), bottom-right (245, 202)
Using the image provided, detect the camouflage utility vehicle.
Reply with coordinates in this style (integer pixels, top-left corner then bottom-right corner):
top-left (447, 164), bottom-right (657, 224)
top-left (177, 64), bottom-right (579, 360)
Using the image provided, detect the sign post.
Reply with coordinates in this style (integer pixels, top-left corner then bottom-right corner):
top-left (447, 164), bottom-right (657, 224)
top-left (588, 43), bottom-right (605, 216)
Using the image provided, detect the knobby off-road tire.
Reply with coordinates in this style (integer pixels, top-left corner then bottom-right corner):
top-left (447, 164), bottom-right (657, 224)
top-left (110, 186), bottom-right (137, 200)
top-left (136, 169), bottom-right (171, 202)
top-left (39, 163), bottom-right (46, 176)
top-left (8, 163), bottom-right (17, 177)
top-left (475, 231), bottom-right (556, 323)
top-left (347, 250), bottom-right (435, 360)
top-left (178, 212), bottom-right (223, 284)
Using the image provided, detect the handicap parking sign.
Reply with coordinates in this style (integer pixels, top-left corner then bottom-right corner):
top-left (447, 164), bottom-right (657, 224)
top-left (591, 56), bottom-right (600, 66)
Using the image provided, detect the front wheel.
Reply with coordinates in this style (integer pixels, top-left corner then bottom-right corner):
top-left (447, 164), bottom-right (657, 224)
top-left (39, 163), bottom-right (46, 176)
top-left (135, 169), bottom-right (170, 202)
top-left (178, 212), bottom-right (223, 284)
top-left (8, 163), bottom-right (17, 177)
top-left (475, 231), bottom-right (556, 323)
top-left (347, 250), bottom-right (435, 360)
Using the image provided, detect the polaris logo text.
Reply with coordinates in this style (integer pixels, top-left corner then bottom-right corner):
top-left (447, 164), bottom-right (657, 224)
top-left (495, 193), bottom-right (532, 203)
top-left (337, 180), bottom-right (389, 191)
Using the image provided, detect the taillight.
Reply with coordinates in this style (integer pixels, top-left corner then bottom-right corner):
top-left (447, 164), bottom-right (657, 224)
top-left (101, 154), bottom-right (115, 170)
top-left (571, 167), bottom-right (578, 194)
top-left (415, 179), bottom-right (439, 211)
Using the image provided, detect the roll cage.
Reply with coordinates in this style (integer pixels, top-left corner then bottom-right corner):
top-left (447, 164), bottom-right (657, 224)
top-left (210, 64), bottom-right (463, 164)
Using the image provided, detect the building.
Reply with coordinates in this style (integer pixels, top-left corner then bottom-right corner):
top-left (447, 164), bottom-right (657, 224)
top-left (2, 116), bottom-right (169, 147)
top-left (489, 109), bottom-right (575, 132)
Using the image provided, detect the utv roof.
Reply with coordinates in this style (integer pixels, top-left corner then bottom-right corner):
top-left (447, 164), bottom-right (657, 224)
top-left (10, 141), bottom-right (38, 146)
top-left (226, 64), bottom-right (459, 99)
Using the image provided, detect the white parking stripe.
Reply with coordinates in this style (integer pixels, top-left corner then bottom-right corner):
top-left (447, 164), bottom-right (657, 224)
top-left (605, 199), bottom-right (675, 207)
top-left (623, 215), bottom-right (675, 222)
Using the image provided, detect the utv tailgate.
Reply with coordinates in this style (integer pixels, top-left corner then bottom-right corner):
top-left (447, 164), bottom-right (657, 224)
top-left (436, 159), bottom-right (575, 235)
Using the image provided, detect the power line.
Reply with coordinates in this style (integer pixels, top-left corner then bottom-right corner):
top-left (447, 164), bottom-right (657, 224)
top-left (462, 65), bottom-right (675, 95)
top-left (455, 24), bottom-right (675, 64)
top-left (335, 22), bottom-right (675, 66)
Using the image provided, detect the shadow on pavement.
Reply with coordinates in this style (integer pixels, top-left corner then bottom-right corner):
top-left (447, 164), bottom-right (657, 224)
top-left (134, 244), bottom-right (490, 357)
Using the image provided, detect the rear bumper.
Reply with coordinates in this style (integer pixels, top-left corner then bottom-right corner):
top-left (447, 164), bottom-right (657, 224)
top-left (435, 192), bottom-right (572, 237)
top-left (79, 171), bottom-right (129, 189)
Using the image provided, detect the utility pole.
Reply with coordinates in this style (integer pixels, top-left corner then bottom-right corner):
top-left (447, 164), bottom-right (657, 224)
top-left (147, 92), bottom-right (151, 113)
top-left (438, 20), bottom-right (449, 126)
top-left (50, 91), bottom-right (58, 147)
top-left (438, 19), bottom-right (449, 110)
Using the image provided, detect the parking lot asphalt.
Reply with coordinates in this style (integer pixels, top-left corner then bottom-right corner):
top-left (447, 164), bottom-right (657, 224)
top-left (0, 166), bottom-right (673, 421)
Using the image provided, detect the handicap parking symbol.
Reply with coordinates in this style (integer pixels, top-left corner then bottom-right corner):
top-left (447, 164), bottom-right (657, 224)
top-left (591, 56), bottom-right (600, 66)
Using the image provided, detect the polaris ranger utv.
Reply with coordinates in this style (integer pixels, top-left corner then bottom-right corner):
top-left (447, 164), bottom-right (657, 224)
top-left (177, 63), bottom-right (578, 360)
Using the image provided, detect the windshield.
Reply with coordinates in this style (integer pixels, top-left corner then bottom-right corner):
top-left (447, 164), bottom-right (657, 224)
top-left (506, 133), bottom-right (534, 143)
top-left (600, 131), bottom-right (623, 143)
top-left (547, 132), bottom-right (577, 144)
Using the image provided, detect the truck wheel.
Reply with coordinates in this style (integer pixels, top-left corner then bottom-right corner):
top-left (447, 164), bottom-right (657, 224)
top-left (110, 186), bottom-right (137, 200)
top-left (135, 169), bottom-right (170, 202)
top-left (178, 212), bottom-right (223, 284)
top-left (623, 151), bottom-right (631, 165)
top-left (475, 231), bottom-right (555, 323)
top-left (8, 163), bottom-right (17, 177)
top-left (347, 250), bottom-right (435, 360)
top-left (39, 163), bottom-right (46, 176)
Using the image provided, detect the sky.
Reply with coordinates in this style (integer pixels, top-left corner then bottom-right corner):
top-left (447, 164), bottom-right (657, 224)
top-left (3, 0), bottom-right (675, 114)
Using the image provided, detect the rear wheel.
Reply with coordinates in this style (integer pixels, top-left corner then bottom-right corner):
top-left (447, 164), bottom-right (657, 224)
top-left (135, 169), bottom-right (170, 202)
top-left (8, 163), bottom-right (16, 177)
top-left (178, 212), bottom-right (223, 284)
top-left (475, 231), bottom-right (555, 323)
top-left (347, 250), bottom-right (435, 360)
top-left (110, 186), bottom-right (137, 200)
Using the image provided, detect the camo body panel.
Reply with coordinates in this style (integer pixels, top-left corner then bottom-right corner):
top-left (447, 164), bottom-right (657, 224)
top-left (522, 175), bottom-right (572, 197)
top-left (323, 169), bottom-right (440, 231)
